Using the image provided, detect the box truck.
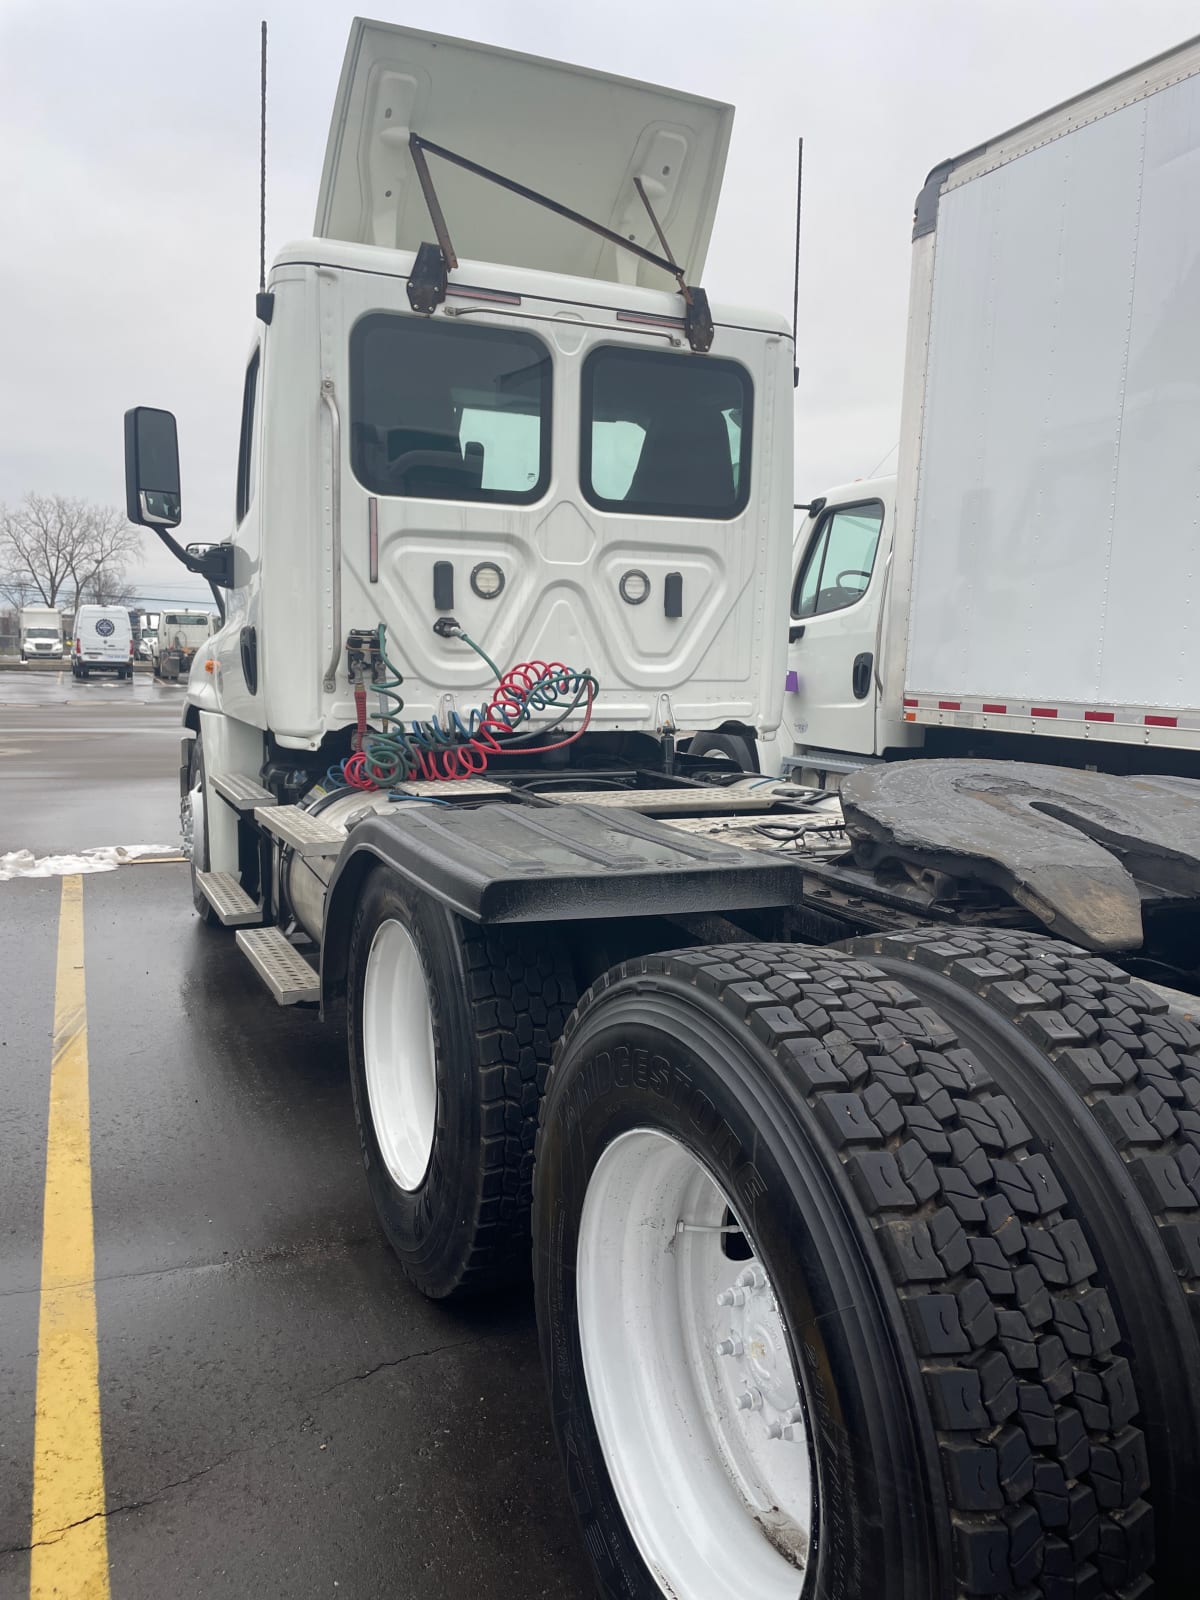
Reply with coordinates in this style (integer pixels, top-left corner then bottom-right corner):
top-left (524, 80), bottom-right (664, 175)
top-left (18, 605), bottom-right (64, 661)
top-left (780, 36), bottom-right (1200, 793)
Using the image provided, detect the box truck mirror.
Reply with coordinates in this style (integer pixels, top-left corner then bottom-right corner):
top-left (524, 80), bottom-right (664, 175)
top-left (124, 407), bottom-right (182, 528)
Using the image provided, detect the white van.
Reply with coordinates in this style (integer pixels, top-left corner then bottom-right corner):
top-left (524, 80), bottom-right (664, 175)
top-left (72, 605), bottom-right (134, 679)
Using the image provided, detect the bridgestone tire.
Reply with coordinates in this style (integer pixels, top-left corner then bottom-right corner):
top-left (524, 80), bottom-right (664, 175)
top-left (186, 732), bottom-right (221, 925)
top-left (846, 927), bottom-right (1200, 1595)
top-left (534, 945), bottom-right (1155, 1600)
top-left (348, 866), bottom-right (576, 1299)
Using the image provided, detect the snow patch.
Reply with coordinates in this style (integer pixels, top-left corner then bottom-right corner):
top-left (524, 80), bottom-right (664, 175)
top-left (0, 845), bottom-right (179, 881)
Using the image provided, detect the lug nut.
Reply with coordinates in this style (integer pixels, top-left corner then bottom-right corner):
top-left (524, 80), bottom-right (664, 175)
top-left (716, 1288), bottom-right (747, 1308)
top-left (736, 1266), bottom-right (765, 1291)
top-left (716, 1337), bottom-right (744, 1358)
top-left (735, 1388), bottom-right (763, 1412)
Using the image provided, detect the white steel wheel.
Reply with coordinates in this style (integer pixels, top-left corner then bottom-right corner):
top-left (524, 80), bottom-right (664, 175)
top-left (362, 919), bottom-right (438, 1192)
top-left (577, 1128), bottom-right (813, 1600)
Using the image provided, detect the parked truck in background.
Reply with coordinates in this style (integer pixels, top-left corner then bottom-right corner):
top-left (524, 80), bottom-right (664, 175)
top-left (152, 610), bottom-right (212, 680)
top-left (18, 605), bottom-right (64, 661)
top-left (778, 36), bottom-right (1200, 797)
top-left (136, 609), bottom-right (161, 661)
top-left (122, 23), bottom-right (1200, 1600)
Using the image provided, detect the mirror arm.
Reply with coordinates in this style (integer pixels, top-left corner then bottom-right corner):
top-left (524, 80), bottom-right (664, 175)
top-left (207, 577), bottom-right (227, 625)
top-left (151, 523), bottom-right (209, 575)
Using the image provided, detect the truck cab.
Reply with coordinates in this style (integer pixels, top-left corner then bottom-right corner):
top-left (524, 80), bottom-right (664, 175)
top-left (125, 22), bottom-right (794, 831)
top-left (777, 474), bottom-right (917, 782)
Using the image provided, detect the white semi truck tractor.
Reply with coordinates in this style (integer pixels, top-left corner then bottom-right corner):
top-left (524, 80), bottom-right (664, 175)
top-left (123, 22), bottom-right (1200, 1600)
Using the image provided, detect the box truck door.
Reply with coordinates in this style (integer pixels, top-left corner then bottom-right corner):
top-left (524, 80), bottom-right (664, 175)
top-left (782, 497), bottom-right (886, 758)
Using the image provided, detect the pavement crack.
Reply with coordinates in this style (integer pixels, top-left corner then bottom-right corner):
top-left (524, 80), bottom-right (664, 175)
top-left (0, 1456), bottom-right (235, 1555)
top-left (0, 1337), bottom-right (499, 1557)
top-left (312, 1336), bottom-right (488, 1399)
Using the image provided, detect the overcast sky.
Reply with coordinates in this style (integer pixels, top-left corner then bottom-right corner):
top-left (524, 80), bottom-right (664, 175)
top-left (2, 0), bottom-right (1197, 603)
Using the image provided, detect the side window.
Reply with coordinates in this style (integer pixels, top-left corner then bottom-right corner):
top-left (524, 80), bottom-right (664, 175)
top-left (791, 502), bottom-right (885, 619)
top-left (235, 349), bottom-right (260, 525)
top-left (349, 314), bottom-right (551, 503)
top-left (581, 347), bottom-right (752, 519)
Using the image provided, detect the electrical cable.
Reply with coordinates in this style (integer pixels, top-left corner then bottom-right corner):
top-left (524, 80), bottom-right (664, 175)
top-left (334, 624), bottom-right (599, 789)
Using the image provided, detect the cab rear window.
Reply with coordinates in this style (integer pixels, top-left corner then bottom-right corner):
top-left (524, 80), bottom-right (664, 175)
top-left (581, 347), bottom-right (752, 519)
top-left (349, 313), bottom-right (552, 503)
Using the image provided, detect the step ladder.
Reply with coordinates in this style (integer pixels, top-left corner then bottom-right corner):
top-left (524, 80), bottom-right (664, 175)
top-left (195, 870), bottom-right (263, 927)
top-left (236, 928), bottom-right (321, 1005)
top-left (255, 804), bottom-right (345, 856)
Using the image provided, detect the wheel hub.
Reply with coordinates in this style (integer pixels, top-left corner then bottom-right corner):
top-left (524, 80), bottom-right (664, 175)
top-left (718, 1265), bottom-right (802, 1431)
top-left (577, 1128), bottom-right (814, 1600)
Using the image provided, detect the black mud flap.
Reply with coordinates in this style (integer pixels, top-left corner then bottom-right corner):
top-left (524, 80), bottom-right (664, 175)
top-left (841, 760), bottom-right (1200, 952)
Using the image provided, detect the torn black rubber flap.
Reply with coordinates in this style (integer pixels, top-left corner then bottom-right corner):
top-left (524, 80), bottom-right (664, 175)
top-left (840, 760), bottom-right (1200, 951)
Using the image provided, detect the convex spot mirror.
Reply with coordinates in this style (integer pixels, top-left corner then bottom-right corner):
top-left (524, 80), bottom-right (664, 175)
top-left (124, 406), bottom-right (181, 527)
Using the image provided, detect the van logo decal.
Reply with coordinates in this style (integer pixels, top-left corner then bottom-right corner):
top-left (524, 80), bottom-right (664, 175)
top-left (95, 618), bottom-right (115, 636)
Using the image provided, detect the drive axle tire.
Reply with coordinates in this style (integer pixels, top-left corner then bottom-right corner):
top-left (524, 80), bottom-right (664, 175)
top-left (534, 944), bottom-right (1154, 1600)
top-left (348, 865), bottom-right (576, 1299)
top-left (847, 927), bottom-right (1200, 1595)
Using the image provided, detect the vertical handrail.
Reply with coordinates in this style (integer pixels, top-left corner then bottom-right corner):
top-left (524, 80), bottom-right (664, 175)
top-left (321, 377), bottom-right (342, 693)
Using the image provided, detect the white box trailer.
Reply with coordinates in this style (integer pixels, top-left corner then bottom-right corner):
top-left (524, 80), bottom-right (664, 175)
top-left (781, 35), bottom-right (1200, 781)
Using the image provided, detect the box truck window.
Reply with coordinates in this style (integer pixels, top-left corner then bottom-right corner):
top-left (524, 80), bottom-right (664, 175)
top-left (349, 314), bottom-right (551, 504)
top-left (581, 347), bottom-right (752, 519)
top-left (792, 502), bottom-right (884, 619)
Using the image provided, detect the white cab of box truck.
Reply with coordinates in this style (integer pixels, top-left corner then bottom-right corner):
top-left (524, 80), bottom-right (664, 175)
top-left (18, 605), bottom-right (64, 661)
top-left (121, 23), bottom-right (1200, 1600)
top-left (779, 36), bottom-right (1200, 789)
top-left (72, 604), bottom-right (134, 679)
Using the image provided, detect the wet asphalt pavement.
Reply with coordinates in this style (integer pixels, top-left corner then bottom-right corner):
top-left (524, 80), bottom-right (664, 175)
top-left (0, 668), bottom-right (592, 1599)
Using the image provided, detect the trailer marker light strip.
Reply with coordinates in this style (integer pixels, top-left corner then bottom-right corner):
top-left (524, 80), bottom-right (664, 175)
top-left (907, 695), bottom-right (1193, 733)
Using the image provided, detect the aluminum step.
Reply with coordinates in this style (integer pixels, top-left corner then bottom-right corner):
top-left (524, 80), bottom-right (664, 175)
top-left (255, 804), bottom-right (345, 856)
top-left (235, 927), bottom-right (320, 1005)
top-left (195, 870), bottom-right (262, 927)
top-left (212, 772), bottom-right (278, 810)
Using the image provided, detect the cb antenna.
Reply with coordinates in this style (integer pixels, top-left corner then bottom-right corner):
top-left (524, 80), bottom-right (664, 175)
top-left (790, 137), bottom-right (803, 388)
top-left (256, 20), bottom-right (273, 324)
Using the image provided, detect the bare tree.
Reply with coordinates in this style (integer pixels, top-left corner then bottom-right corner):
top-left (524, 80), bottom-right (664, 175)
top-left (0, 494), bottom-right (143, 611)
top-left (81, 566), bottom-right (139, 607)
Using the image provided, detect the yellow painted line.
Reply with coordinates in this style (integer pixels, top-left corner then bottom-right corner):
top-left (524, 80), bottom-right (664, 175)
top-left (30, 875), bottom-right (110, 1598)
